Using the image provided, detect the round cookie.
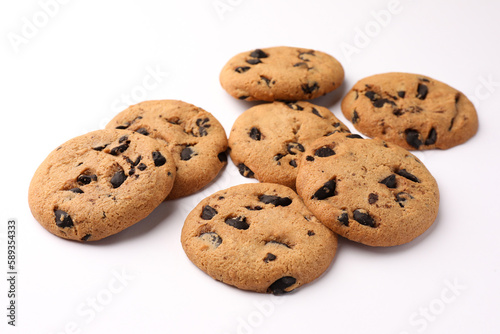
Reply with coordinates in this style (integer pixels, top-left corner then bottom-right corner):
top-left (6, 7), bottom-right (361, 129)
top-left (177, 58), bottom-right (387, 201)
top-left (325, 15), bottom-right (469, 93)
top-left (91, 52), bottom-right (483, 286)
top-left (106, 100), bottom-right (228, 199)
top-left (220, 46), bottom-right (344, 101)
top-left (181, 183), bottom-right (337, 294)
top-left (228, 101), bottom-right (350, 189)
top-left (28, 129), bottom-right (176, 241)
top-left (341, 72), bottom-right (478, 150)
top-left (296, 132), bottom-right (439, 247)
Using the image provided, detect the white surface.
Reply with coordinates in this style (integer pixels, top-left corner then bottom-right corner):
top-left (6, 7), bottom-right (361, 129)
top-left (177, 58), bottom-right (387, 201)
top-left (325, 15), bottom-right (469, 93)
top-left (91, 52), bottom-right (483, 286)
top-left (1, 0), bottom-right (499, 333)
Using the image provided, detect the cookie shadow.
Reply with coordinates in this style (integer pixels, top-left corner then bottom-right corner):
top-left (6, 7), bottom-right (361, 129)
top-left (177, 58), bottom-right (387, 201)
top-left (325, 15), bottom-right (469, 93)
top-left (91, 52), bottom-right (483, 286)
top-left (87, 200), bottom-right (177, 246)
top-left (310, 82), bottom-right (348, 109)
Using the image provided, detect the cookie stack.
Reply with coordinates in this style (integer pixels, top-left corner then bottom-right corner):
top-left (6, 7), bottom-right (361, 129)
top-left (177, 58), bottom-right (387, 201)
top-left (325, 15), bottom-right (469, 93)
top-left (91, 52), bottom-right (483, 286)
top-left (181, 46), bottom-right (478, 295)
top-left (29, 100), bottom-right (229, 241)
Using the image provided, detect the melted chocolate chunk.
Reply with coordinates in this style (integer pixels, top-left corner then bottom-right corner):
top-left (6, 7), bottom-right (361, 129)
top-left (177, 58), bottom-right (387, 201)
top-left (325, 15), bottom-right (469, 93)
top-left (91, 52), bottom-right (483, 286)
top-left (314, 146), bottom-right (335, 157)
top-left (311, 180), bottom-right (336, 200)
top-left (274, 153), bottom-right (285, 162)
top-left (218, 151), bottom-right (227, 163)
top-left (416, 84), bottom-right (428, 100)
top-left (424, 128), bottom-right (437, 146)
top-left (379, 174), bottom-right (397, 188)
top-left (396, 169), bottom-right (420, 183)
top-left (307, 230), bottom-right (315, 236)
top-left (225, 216), bottom-right (249, 230)
top-left (346, 134), bottom-right (363, 139)
top-left (338, 212), bottom-right (349, 226)
top-left (301, 82), bottom-right (319, 95)
top-left (196, 118), bottom-right (211, 137)
top-left (311, 108), bottom-right (323, 118)
top-left (81, 234), bottom-right (91, 241)
top-left (268, 276), bottom-right (296, 295)
top-left (199, 232), bottom-right (222, 248)
top-left (260, 76), bottom-right (271, 87)
top-left (201, 205), bottom-right (218, 220)
top-left (259, 195), bottom-right (292, 207)
top-left (54, 210), bottom-right (74, 228)
top-left (110, 171), bottom-right (127, 188)
top-left (115, 124), bottom-right (129, 130)
top-left (246, 58), bottom-right (262, 65)
top-left (69, 188), bottom-right (84, 194)
top-left (365, 91), bottom-right (396, 108)
top-left (266, 240), bottom-right (291, 249)
top-left (353, 210), bottom-right (376, 227)
top-left (250, 49), bottom-right (268, 58)
top-left (77, 174), bottom-right (96, 185)
top-left (110, 143), bottom-right (130, 156)
top-left (306, 155), bottom-right (315, 162)
top-left (405, 129), bottom-right (423, 149)
top-left (238, 164), bottom-right (254, 178)
top-left (368, 193), bottom-right (379, 204)
top-left (285, 102), bottom-right (303, 111)
top-left (245, 206), bottom-right (263, 211)
top-left (289, 159), bottom-right (297, 168)
top-left (135, 128), bottom-right (149, 136)
top-left (395, 192), bottom-right (414, 207)
top-left (249, 127), bottom-right (261, 140)
top-left (92, 144), bottom-right (108, 151)
top-left (397, 91), bottom-right (406, 98)
top-left (264, 253), bottom-right (277, 263)
top-left (152, 151), bottom-right (167, 166)
top-left (352, 110), bottom-right (359, 124)
top-left (235, 66), bottom-right (251, 73)
top-left (137, 163), bottom-right (147, 171)
top-left (287, 143), bottom-right (305, 155)
top-left (180, 147), bottom-right (196, 161)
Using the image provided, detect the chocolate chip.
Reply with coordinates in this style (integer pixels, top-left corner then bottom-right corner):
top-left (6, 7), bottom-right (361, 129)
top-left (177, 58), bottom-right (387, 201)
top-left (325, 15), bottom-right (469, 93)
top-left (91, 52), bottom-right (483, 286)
top-left (69, 188), bottom-right (84, 194)
top-left (110, 171), bottom-right (127, 188)
top-left (289, 159), bottom-right (297, 168)
top-left (307, 230), bottom-right (315, 236)
top-left (115, 124), bottom-right (129, 130)
top-left (311, 180), bottom-right (336, 200)
top-left (416, 84), bottom-right (428, 100)
top-left (201, 205), bottom-right (218, 220)
top-left (405, 129), bottom-right (423, 149)
top-left (225, 216), bottom-right (249, 230)
top-left (250, 49), bottom-right (268, 58)
top-left (268, 276), bottom-right (296, 295)
top-left (419, 78), bottom-right (430, 82)
top-left (110, 143), bottom-right (129, 156)
top-left (353, 209), bottom-right (376, 227)
top-left (287, 143), bottom-right (305, 155)
top-left (246, 58), bottom-right (262, 65)
top-left (264, 253), bottom-right (277, 263)
top-left (238, 163), bottom-right (254, 178)
top-left (152, 151), bottom-right (166, 166)
top-left (92, 144), bottom-right (108, 151)
top-left (180, 147), bottom-right (196, 161)
top-left (338, 212), bottom-right (349, 226)
top-left (235, 66), bottom-right (251, 73)
top-left (129, 168), bottom-right (135, 176)
top-left (379, 174), bottom-right (397, 188)
top-left (259, 195), bottom-right (292, 207)
top-left (54, 210), bottom-right (74, 228)
top-left (266, 240), bottom-right (291, 249)
top-left (293, 62), bottom-right (308, 68)
top-left (199, 232), bottom-right (222, 248)
top-left (396, 169), bottom-right (420, 183)
top-left (368, 193), bottom-right (379, 204)
top-left (301, 82), bottom-right (319, 95)
top-left (274, 153), bottom-right (285, 162)
top-left (218, 151), bottom-right (227, 163)
top-left (137, 163), bottom-right (147, 171)
top-left (77, 174), bottom-right (95, 185)
top-left (249, 127), bottom-right (261, 140)
top-left (196, 118), bottom-right (210, 137)
top-left (119, 135), bottom-right (129, 143)
top-left (311, 107), bottom-right (323, 118)
top-left (314, 146), bottom-right (335, 157)
top-left (424, 128), bottom-right (437, 146)
top-left (285, 102), bottom-right (303, 111)
top-left (306, 155), bottom-right (314, 162)
top-left (395, 192), bottom-right (414, 207)
top-left (298, 51), bottom-right (315, 61)
top-left (136, 128), bottom-right (149, 136)
top-left (245, 206), bottom-right (263, 211)
top-left (397, 91), bottom-right (406, 98)
top-left (346, 134), bottom-right (363, 139)
top-left (352, 110), bottom-right (359, 124)
top-left (260, 76), bottom-right (271, 87)
top-left (81, 234), bottom-right (91, 241)
top-left (365, 91), bottom-right (396, 108)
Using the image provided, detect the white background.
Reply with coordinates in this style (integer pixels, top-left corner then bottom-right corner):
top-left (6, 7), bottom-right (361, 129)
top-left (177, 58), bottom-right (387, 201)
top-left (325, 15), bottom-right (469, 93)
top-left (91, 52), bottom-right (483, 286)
top-left (1, 0), bottom-right (499, 333)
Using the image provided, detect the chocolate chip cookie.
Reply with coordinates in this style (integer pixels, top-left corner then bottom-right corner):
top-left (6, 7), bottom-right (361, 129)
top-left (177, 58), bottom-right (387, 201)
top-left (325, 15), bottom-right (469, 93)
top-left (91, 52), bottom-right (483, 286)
top-left (106, 100), bottom-right (228, 199)
top-left (228, 101), bottom-right (350, 189)
top-left (220, 46), bottom-right (344, 101)
top-left (28, 129), bottom-right (176, 241)
top-left (341, 72), bottom-right (478, 150)
top-left (296, 132), bottom-right (439, 247)
top-left (181, 183), bottom-right (337, 294)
